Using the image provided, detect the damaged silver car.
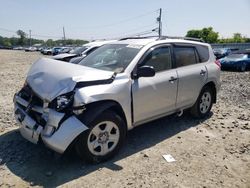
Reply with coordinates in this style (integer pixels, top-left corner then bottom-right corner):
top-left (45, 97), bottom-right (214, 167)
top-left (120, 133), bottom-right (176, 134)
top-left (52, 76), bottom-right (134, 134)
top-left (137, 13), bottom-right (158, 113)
top-left (14, 36), bottom-right (220, 162)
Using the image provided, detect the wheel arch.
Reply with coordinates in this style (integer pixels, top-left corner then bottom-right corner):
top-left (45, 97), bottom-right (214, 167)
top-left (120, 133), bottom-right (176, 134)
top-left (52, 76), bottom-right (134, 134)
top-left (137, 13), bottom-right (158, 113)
top-left (203, 81), bottom-right (217, 103)
top-left (79, 100), bottom-right (128, 128)
top-left (65, 100), bottom-right (128, 154)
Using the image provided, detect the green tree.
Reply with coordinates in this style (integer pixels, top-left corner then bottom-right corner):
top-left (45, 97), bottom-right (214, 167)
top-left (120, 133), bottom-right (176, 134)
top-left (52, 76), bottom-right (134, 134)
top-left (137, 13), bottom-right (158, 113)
top-left (2, 38), bottom-right (11, 47)
top-left (233, 33), bottom-right (245, 43)
top-left (186, 29), bottom-right (201, 39)
top-left (186, 27), bottom-right (219, 43)
top-left (16, 30), bottom-right (27, 46)
top-left (45, 39), bottom-right (55, 47)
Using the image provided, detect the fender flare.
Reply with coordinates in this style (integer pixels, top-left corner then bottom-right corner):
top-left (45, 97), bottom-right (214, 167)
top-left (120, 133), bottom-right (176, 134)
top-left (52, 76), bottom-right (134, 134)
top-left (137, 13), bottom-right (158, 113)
top-left (77, 100), bottom-right (124, 126)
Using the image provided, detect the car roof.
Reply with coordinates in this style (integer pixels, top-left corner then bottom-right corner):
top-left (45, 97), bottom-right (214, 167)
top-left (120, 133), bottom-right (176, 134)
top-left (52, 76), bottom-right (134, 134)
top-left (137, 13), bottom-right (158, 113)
top-left (83, 40), bottom-right (117, 47)
top-left (109, 37), bottom-right (208, 47)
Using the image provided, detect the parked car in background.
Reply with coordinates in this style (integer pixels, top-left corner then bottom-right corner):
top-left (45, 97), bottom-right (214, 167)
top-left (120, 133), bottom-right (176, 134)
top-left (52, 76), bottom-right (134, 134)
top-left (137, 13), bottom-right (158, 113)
top-left (52, 46), bottom-right (88, 62)
top-left (13, 46), bottom-right (24, 50)
top-left (14, 36), bottom-right (220, 163)
top-left (41, 48), bottom-right (53, 55)
top-left (53, 40), bottom-right (116, 62)
top-left (219, 50), bottom-right (250, 71)
top-left (52, 47), bottom-right (63, 56)
top-left (25, 46), bottom-right (37, 52)
top-left (213, 48), bottom-right (231, 59)
top-left (57, 47), bottom-right (73, 54)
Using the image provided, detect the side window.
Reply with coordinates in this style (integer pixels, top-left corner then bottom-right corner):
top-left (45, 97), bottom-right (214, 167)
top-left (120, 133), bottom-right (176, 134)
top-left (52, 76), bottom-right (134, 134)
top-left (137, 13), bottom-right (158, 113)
top-left (143, 46), bottom-right (172, 72)
top-left (174, 47), bottom-right (197, 67)
top-left (195, 45), bottom-right (209, 62)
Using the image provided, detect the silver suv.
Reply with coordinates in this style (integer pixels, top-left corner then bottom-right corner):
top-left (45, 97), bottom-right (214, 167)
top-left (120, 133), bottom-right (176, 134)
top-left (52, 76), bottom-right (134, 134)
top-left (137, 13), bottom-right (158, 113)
top-left (13, 36), bottom-right (221, 162)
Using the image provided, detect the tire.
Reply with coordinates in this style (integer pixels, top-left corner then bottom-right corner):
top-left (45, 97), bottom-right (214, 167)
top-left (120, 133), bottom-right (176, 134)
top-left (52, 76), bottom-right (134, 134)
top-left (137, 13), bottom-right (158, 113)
top-left (239, 63), bottom-right (246, 72)
top-left (75, 110), bottom-right (126, 163)
top-left (190, 86), bottom-right (214, 118)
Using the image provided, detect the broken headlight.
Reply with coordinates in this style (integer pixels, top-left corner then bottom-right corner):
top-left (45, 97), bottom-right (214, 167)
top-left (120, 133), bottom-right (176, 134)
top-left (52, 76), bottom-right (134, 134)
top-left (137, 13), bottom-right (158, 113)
top-left (56, 93), bottom-right (74, 111)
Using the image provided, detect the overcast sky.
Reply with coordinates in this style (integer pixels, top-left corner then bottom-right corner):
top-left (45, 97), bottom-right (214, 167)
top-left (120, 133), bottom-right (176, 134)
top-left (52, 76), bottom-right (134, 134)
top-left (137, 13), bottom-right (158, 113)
top-left (0, 0), bottom-right (250, 40)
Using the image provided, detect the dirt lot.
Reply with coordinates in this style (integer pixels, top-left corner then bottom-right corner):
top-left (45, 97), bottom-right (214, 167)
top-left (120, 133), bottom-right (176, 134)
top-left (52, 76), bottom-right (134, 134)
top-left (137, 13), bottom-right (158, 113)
top-left (0, 49), bottom-right (249, 188)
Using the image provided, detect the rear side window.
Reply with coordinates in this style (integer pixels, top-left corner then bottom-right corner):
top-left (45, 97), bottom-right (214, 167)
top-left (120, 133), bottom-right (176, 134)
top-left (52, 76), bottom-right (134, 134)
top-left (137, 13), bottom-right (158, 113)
top-left (174, 47), bottom-right (197, 67)
top-left (195, 45), bottom-right (209, 62)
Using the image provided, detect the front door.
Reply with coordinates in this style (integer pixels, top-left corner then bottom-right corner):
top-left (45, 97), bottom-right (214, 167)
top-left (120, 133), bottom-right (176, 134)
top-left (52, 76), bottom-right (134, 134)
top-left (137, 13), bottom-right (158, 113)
top-left (132, 45), bottom-right (178, 125)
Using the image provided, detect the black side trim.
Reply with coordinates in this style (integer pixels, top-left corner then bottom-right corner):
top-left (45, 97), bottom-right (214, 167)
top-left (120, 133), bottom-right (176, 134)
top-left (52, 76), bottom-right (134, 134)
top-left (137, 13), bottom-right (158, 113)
top-left (75, 73), bottom-right (116, 88)
top-left (76, 101), bottom-right (118, 125)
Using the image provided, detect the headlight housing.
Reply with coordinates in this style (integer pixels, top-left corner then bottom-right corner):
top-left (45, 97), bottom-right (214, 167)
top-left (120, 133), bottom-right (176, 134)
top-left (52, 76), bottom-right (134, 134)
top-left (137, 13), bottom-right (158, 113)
top-left (56, 93), bottom-right (74, 111)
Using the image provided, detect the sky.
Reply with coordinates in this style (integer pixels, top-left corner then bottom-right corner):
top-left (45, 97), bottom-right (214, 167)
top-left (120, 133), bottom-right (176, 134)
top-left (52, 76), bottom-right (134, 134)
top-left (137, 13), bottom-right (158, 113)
top-left (0, 0), bottom-right (250, 41)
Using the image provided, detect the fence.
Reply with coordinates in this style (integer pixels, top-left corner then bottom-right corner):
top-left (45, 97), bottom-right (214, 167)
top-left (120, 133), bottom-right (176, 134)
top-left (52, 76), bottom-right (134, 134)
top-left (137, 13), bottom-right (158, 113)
top-left (211, 43), bottom-right (250, 50)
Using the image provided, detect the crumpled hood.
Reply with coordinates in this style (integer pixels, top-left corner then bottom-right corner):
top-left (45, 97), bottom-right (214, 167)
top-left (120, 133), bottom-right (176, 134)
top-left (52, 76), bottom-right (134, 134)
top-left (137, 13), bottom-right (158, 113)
top-left (26, 58), bottom-right (114, 101)
top-left (52, 53), bottom-right (76, 60)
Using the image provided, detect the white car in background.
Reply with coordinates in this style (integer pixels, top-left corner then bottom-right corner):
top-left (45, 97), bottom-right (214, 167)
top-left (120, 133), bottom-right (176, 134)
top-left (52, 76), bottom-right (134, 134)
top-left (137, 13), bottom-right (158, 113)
top-left (52, 40), bottom-right (116, 62)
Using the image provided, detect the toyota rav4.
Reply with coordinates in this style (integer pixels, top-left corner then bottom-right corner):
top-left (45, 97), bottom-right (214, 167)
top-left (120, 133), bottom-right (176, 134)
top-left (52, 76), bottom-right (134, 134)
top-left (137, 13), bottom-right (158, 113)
top-left (13, 36), bottom-right (220, 162)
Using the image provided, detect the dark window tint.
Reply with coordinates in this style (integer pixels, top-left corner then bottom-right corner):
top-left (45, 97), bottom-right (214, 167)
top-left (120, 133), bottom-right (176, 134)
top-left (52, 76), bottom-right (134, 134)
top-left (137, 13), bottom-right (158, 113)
top-left (195, 45), bottom-right (209, 62)
top-left (174, 47), bottom-right (197, 67)
top-left (85, 46), bottom-right (99, 55)
top-left (143, 46), bottom-right (172, 72)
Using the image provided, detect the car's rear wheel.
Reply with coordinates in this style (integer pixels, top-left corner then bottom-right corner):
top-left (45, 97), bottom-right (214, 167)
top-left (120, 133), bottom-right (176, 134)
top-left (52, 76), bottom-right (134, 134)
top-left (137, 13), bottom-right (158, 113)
top-left (75, 111), bottom-right (126, 163)
top-left (190, 86), bottom-right (214, 118)
top-left (239, 63), bottom-right (246, 72)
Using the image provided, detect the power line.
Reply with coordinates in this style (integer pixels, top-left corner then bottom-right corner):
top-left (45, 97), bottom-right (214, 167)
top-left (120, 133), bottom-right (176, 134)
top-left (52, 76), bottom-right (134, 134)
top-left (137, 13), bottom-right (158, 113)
top-left (102, 27), bottom-right (158, 40)
top-left (94, 23), bottom-right (157, 39)
top-left (0, 27), bottom-right (62, 39)
top-left (81, 9), bottom-right (159, 29)
top-left (0, 9), bottom-right (160, 40)
top-left (0, 27), bottom-right (17, 33)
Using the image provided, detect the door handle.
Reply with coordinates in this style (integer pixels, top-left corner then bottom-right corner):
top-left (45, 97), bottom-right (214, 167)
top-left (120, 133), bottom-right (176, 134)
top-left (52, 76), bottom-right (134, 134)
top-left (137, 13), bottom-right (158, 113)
top-left (169, 76), bottom-right (178, 82)
top-left (200, 70), bottom-right (206, 75)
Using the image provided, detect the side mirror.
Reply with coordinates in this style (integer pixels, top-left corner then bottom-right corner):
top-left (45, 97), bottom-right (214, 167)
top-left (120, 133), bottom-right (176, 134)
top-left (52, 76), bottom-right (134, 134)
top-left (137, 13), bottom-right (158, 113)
top-left (133, 66), bottom-right (155, 79)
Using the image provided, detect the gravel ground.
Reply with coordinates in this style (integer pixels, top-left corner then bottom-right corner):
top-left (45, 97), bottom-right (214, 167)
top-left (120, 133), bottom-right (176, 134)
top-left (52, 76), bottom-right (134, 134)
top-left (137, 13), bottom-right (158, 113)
top-left (0, 50), bottom-right (249, 188)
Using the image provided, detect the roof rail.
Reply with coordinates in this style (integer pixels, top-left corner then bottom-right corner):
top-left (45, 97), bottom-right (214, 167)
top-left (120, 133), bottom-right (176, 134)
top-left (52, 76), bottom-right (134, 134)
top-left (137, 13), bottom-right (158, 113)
top-left (119, 36), bottom-right (159, 41)
top-left (158, 36), bottom-right (205, 42)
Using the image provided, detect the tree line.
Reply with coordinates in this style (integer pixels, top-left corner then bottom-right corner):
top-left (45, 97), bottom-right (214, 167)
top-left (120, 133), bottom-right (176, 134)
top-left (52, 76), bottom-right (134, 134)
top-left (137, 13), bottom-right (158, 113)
top-left (185, 27), bottom-right (250, 43)
top-left (0, 30), bottom-right (88, 48)
top-left (0, 28), bottom-right (250, 48)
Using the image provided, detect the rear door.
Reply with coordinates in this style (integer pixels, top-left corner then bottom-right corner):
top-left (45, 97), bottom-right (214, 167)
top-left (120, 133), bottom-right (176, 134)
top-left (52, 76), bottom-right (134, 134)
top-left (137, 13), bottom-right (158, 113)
top-left (173, 44), bottom-right (208, 109)
top-left (132, 45), bottom-right (178, 125)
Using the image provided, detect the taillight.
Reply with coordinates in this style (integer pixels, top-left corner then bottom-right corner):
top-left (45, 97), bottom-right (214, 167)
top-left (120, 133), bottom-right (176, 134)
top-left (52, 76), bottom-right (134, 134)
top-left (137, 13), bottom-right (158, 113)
top-left (215, 60), bottom-right (221, 68)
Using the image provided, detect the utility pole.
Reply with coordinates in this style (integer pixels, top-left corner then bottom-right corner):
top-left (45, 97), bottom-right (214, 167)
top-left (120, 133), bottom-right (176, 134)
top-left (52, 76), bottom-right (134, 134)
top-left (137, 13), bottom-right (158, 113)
top-left (157, 8), bottom-right (162, 37)
top-left (29, 30), bottom-right (31, 47)
top-left (63, 26), bottom-right (66, 45)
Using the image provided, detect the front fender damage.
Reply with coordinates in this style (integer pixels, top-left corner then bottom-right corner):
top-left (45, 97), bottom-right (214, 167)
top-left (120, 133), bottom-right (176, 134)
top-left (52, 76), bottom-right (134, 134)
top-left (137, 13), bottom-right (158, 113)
top-left (42, 116), bottom-right (88, 153)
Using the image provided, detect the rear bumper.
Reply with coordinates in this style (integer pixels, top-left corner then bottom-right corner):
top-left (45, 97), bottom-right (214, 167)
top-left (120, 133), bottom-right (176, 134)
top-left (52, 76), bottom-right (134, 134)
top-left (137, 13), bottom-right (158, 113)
top-left (14, 93), bottom-right (88, 153)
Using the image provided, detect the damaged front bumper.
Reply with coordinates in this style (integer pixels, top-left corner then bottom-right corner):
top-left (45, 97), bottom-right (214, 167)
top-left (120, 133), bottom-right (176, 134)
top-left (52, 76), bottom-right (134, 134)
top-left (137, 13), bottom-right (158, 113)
top-left (13, 91), bottom-right (88, 154)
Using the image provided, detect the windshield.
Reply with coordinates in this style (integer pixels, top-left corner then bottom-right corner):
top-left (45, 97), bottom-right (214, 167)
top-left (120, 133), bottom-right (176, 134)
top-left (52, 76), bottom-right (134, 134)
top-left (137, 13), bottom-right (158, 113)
top-left (78, 44), bottom-right (142, 73)
top-left (226, 54), bottom-right (247, 59)
top-left (70, 46), bottom-right (88, 55)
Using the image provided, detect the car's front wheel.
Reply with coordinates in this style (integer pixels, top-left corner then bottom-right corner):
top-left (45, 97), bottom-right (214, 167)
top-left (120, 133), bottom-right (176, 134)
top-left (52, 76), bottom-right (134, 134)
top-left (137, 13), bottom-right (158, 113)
top-left (75, 111), bottom-right (126, 163)
top-left (190, 86), bottom-right (214, 118)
